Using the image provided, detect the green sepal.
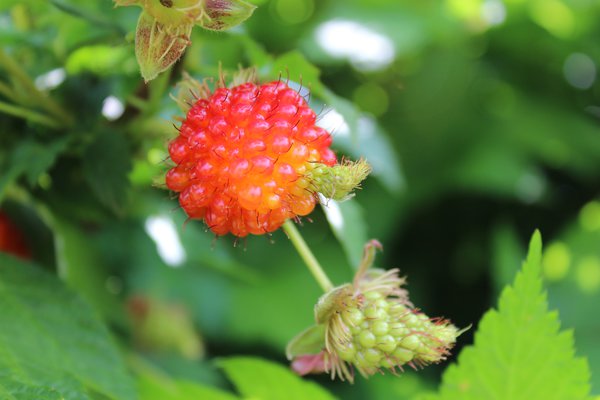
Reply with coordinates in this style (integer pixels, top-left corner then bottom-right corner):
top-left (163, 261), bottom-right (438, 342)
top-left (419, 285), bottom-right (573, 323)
top-left (199, 0), bottom-right (257, 31)
top-left (314, 284), bottom-right (352, 324)
top-left (286, 324), bottom-right (326, 360)
top-left (135, 10), bottom-right (192, 82)
top-left (308, 159), bottom-right (371, 202)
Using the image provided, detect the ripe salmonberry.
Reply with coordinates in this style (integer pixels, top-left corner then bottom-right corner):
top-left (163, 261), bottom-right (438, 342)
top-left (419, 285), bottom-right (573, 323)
top-left (0, 211), bottom-right (30, 260)
top-left (166, 79), bottom-right (338, 237)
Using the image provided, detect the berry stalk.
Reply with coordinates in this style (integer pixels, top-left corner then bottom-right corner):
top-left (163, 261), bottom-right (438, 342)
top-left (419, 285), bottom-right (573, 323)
top-left (282, 220), bottom-right (333, 292)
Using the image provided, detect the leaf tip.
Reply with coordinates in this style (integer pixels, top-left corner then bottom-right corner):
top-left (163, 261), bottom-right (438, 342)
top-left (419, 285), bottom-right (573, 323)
top-left (528, 229), bottom-right (543, 261)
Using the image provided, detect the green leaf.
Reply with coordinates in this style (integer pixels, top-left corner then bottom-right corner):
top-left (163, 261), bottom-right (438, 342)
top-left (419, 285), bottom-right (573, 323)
top-left (0, 374), bottom-right (63, 400)
top-left (320, 198), bottom-right (368, 268)
top-left (286, 324), bottom-right (326, 360)
top-left (270, 50), bottom-right (322, 90)
top-left (430, 231), bottom-right (592, 400)
top-left (218, 357), bottom-right (336, 400)
top-left (199, 0), bottom-right (257, 31)
top-left (0, 137), bottom-right (70, 200)
top-left (0, 254), bottom-right (135, 400)
top-left (491, 223), bottom-right (525, 295)
top-left (137, 374), bottom-right (239, 400)
top-left (83, 130), bottom-right (132, 214)
top-left (51, 216), bottom-right (121, 320)
top-left (66, 45), bottom-right (136, 76)
top-left (328, 114), bottom-right (404, 195)
top-left (49, 0), bottom-right (127, 34)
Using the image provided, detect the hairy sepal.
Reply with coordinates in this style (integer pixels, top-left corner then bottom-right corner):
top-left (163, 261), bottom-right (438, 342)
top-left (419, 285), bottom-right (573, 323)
top-left (200, 0), bottom-right (257, 31)
top-left (135, 10), bottom-right (192, 82)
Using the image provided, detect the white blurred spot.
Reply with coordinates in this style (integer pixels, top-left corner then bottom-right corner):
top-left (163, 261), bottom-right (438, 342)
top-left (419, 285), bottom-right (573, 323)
top-left (316, 108), bottom-right (350, 137)
top-left (515, 171), bottom-right (545, 204)
top-left (564, 53), bottom-right (596, 90)
top-left (102, 96), bottom-right (125, 121)
top-left (145, 215), bottom-right (187, 268)
top-left (34, 68), bottom-right (66, 91)
top-left (0, 15), bottom-right (10, 29)
top-left (315, 20), bottom-right (396, 71)
top-left (481, 0), bottom-right (506, 26)
top-left (319, 194), bottom-right (344, 231)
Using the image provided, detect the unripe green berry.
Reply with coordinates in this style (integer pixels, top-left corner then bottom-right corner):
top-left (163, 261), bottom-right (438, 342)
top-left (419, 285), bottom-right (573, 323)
top-left (389, 303), bottom-right (408, 316)
top-left (354, 351), bottom-right (368, 368)
top-left (377, 334), bottom-right (397, 353)
top-left (372, 321), bottom-right (389, 336)
top-left (364, 291), bottom-right (382, 301)
top-left (338, 342), bottom-right (356, 361)
top-left (306, 159), bottom-right (371, 201)
top-left (364, 306), bottom-right (386, 320)
top-left (358, 330), bottom-right (376, 348)
top-left (342, 307), bottom-right (364, 326)
top-left (364, 348), bottom-right (383, 364)
top-left (350, 325), bottom-right (362, 335)
top-left (416, 345), bottom-right (440, 361)
top-left (404, 313), bottom-right (420, 327)
top-left (380, 357), bottom-right (394, 368)
top-left (392, 347), bottom-right (414, 363)
top-left (295, 241), bottom-right (462, 382)
top-left (374, 298), bottom-right (390, 310)
top-left (389, 322), bottom-right (408, 337)
top-left (400, 335), bottom-right (420, 350)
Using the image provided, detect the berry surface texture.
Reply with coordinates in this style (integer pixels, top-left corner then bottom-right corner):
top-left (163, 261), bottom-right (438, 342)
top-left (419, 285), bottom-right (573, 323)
top-left (166, 81), bottom-right (337, 237)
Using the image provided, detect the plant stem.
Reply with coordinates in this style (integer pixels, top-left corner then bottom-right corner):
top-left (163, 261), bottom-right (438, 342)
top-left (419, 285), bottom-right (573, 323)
top-left (0, 101), bottom-right (61, 128)
top-left (282, 220), bottom-right (334, 292)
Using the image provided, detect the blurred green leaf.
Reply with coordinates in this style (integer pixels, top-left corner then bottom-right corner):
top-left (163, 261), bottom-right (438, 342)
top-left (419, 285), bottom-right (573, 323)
top-left (66, 45), bottom-right (136, 76)
top-left (270, 50), bottom-right (321, 90)
top-left (50, 0), bottom-right (127, 34)
top-left (286, 324), bottom-right (325, 360)
top-left (0, 375), bottom-right (63, 400)
top-left (51, 216), bottom-right (122, 320)
top-left (137, 374), bottom-right (239, 400)
top-left (328, 114), bottom-right (404, 195)
top-left (429, 231), bottom-right (592, 400)
top-left (0, 136), bottom-right (70, 200)
top-left (320, 198), bottom-right (368, 268)
top-left (83, 130), bottom-right (132, 214)
top-left (491, 223), bottom-right (525, 295)
top-left (0, 254), bottom-right (135, 400)
top-left (218, 357), bottom-right (336, 400)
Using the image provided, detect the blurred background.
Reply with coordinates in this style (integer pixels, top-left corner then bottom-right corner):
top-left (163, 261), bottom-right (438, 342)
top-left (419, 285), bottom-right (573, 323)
top-left (1, 0), bottom-right (600, 398)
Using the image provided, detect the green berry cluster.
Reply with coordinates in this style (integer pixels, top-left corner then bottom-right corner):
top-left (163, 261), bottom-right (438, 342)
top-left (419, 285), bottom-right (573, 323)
top-left (287, 241), bottom-right (462, 382)
top-left (307, 159), bottom-right (371, 201)
top-left (333, 290), bottom-right (458, 376)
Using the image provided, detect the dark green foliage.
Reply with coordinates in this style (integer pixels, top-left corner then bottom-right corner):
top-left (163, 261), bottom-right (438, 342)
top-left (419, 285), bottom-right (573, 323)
top-left (0, 254), bottom-right (135, 400)
top-left (83, 131), bottom-right (132, 214)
